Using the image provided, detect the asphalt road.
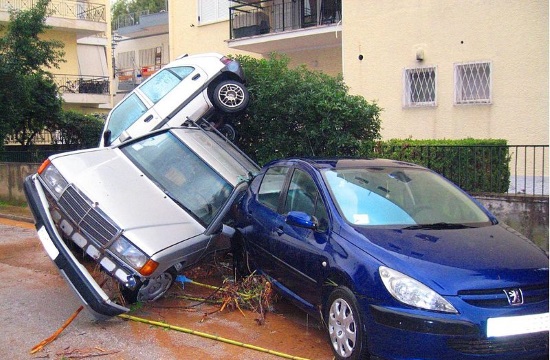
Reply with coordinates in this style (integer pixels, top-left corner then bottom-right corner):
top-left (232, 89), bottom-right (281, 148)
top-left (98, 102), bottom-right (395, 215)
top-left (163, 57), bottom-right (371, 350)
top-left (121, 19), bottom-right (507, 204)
top-left (0, 218), bottom-right (333, 360)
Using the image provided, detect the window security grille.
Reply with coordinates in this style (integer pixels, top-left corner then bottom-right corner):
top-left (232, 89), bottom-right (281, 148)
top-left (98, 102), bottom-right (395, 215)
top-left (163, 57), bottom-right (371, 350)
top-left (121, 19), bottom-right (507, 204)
top-left (454, 62), bottom-right (492, 105)
top-left (403, 67), bottom-right (437, 107)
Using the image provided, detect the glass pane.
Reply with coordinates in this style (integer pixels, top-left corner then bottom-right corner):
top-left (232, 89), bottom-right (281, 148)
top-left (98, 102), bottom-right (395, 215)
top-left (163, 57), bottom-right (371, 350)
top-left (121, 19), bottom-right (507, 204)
top-left (258, 167), bottom-right (289, 210)
top-left (140, 66), bottom-right (194, 103)
top-left (107, 93), bottom-right (147, 141)
top-left (121, 132), bottom-right (232, 226)
top-left (323, 167), bottom-right (490, 226)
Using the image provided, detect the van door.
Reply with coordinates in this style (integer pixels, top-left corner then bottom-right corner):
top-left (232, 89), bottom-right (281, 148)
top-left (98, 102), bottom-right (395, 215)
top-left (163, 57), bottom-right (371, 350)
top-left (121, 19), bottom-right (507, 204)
top-left (138, 65), bottom-right (210, 129)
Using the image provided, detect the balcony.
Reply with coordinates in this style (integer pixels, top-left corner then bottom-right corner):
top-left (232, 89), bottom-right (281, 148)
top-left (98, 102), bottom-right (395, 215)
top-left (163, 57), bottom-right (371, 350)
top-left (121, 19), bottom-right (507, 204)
top-left (0, 0), bottom-right (106, 37)
top-left (54, 74), bottom-right (110, 106)
top-left (228, 0), bottom-right (342, 54)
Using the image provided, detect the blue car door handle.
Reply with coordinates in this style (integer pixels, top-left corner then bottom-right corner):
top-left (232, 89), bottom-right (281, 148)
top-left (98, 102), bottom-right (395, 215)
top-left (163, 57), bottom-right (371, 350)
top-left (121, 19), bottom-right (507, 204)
top-left (272, 227), bottom-right (284, 236)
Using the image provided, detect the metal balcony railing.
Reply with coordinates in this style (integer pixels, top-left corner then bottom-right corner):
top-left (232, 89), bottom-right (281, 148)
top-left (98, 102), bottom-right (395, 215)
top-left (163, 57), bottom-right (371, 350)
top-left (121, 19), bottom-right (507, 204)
top-left (0, 0), bottom-right (106, 22)
top-left (230, 0), bottom-right (341, 39)
top-left (54, 74), bottom-right (109, 94)
top-left (112, 9), bottom-right (150, 31)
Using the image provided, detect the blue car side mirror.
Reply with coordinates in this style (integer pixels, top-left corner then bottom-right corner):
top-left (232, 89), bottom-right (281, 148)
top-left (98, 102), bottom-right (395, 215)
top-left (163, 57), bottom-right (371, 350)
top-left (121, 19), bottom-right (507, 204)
top-left (286, 211), bottom-right (317, 230)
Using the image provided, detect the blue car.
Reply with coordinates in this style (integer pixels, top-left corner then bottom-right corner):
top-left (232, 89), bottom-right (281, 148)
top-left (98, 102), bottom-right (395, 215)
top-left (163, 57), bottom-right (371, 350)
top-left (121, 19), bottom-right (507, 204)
top-left (233, 158), bottom-right (549, 360)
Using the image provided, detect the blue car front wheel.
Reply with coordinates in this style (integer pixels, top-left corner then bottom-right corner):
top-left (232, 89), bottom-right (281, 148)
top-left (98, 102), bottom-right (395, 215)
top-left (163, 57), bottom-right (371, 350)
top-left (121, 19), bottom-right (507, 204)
top-left (327, 286), bottom-right (367, 360)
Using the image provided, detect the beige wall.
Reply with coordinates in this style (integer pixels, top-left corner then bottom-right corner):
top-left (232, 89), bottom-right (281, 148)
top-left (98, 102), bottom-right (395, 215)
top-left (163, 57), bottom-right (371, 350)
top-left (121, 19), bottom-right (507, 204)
top-left (343, 0), bottom-right (548, 145)
top-left (168, 2), bottom-right (342, 74)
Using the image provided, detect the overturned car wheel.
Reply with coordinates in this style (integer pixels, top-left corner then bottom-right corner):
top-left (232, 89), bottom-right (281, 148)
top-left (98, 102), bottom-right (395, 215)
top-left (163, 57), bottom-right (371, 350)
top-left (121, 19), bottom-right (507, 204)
top-left (212, 80), bottom-right (249, 113)
top-left (122, 270), bottom-right (176, 303)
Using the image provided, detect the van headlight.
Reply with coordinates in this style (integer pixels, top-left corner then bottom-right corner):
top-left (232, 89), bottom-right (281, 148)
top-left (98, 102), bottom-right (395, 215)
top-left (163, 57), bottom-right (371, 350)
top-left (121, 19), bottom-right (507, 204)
top-left (379, 266), bottom-right (458, 314)
top-left (38, 161), bottom-right (68, 198)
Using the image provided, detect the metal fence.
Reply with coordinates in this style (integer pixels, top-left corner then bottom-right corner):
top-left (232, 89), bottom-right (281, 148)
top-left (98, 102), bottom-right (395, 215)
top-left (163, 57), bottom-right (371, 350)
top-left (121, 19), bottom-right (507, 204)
top-left (0, 145), bottom-right (547, 196)
top-left (373, 144), bottom-right (547, 196)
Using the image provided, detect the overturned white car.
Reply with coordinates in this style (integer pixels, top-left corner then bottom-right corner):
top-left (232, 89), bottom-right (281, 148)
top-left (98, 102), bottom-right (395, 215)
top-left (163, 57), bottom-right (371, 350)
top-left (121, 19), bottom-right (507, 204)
top-left (24, 122), bottom-right (259, 319)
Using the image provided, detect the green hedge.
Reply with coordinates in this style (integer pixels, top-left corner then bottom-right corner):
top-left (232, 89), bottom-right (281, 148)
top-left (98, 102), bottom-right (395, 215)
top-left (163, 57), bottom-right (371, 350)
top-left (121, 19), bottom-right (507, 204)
top-left (361, 139), bottom-right (511, 193)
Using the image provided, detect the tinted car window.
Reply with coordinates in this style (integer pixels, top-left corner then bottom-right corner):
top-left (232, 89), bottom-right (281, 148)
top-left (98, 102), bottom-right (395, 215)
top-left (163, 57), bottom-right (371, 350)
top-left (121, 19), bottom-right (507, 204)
top-left (140, 66), bottom-right (194, 103)
top-left (121, 131), bottom-right (232, 225)
top-left (107, 93), bottom-right (147, 141)
top-left (257, 166), bottom-right (288, 210)
top-left (284, 169), bottom-right (328, 230)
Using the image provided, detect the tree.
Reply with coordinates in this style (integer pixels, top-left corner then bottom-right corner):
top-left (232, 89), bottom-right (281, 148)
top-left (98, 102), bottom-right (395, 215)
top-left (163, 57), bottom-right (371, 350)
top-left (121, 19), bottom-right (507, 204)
top-left (49, 111), bottom-right (105, 148)
top-left (231, 54), bottom-right (382, 165)
top-left (112, 0), bottom-right (167, 22)
top-left (0, 0), bottom-right (65, 147)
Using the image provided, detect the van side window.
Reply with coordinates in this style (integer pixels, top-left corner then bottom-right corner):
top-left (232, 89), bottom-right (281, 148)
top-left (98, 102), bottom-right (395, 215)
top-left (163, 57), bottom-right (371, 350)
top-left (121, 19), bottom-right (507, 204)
top-left (140, 66), bottom-right (194, 103)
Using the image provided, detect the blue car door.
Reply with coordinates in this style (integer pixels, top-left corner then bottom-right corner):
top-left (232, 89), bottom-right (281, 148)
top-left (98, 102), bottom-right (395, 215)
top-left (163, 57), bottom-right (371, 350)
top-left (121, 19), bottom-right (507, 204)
top-left (243, 166), bottom-right (289, 274)
top-left (268, 168), bottom-right (330, 308)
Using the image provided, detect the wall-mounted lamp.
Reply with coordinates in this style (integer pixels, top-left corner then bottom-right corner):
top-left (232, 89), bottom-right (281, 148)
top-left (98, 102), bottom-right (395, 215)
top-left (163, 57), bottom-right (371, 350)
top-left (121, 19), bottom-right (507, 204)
top-left (416, 48), bottom-right (424, 62)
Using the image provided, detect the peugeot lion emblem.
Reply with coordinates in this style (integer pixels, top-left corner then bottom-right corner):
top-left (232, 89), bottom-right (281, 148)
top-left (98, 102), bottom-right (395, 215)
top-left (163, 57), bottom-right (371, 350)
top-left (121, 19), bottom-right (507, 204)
top-left (504, 288), bottom-right (524, 306)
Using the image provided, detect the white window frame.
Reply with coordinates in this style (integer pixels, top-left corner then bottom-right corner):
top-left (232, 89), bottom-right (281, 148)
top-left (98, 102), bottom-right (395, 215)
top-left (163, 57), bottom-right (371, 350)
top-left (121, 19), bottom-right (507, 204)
top-left (403, 66), bottom-right (437, 108)
top-left (454, 61), bottom-right (492, 105)
top-left (198, 0), bottom-right (230, 25)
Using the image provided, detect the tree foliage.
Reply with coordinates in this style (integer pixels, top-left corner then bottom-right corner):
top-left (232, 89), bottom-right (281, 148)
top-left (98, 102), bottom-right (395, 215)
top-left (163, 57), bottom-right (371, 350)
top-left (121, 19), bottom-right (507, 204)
top-left (231, 54), bottom-right (382, 165)
top-left (49, 111), bottom-right (105, 148)
top-left (112, 0), bottom-right (167, 21)
top-left (0, 0), bottom-right (65, 147)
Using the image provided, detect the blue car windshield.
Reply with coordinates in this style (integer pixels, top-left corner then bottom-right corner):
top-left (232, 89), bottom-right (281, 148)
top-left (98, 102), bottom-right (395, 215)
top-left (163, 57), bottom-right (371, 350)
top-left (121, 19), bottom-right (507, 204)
top-left (322, 167), bottom-right (490, 226)
top-left (121, 131), bottom-right (232, 226)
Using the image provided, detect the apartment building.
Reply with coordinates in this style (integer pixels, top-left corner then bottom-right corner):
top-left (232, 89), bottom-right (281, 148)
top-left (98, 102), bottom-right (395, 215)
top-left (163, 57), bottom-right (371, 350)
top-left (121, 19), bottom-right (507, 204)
top-left (166, 0), bottom-right (548, 148)
top-left (0, 0), bottom-right (112, 115)
top-left (112, 10), bottom-right (169, 104)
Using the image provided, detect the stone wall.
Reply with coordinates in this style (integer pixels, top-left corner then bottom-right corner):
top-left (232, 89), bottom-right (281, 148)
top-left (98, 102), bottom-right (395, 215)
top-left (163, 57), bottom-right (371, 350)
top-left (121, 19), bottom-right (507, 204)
top-left (476, 195), bottom-right (549, 252)
top-left (0, 162), bottom-right (39, 205)
top-left (1, 162), bottom-right (548, 252)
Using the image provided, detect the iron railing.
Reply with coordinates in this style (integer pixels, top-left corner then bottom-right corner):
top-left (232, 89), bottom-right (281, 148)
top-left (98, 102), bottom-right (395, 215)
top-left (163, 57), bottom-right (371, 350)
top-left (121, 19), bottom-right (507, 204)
top-left (0, 0), bottom-right (106, 22)
top-left (230, 0), bottom-right (341, 39)
top-left (112, 9), bottom-right (150, 31)
top-left (1, 144), bottom-right (547, 196)
top-left (54, 74), bottom-right (109, 94)
top-left (373, 145), bottom-right (548, 196)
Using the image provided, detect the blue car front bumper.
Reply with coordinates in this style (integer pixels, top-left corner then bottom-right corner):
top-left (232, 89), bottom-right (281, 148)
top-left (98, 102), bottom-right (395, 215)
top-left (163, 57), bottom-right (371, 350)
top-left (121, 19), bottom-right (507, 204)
top-left (365, 303), bottom-right (549, 360)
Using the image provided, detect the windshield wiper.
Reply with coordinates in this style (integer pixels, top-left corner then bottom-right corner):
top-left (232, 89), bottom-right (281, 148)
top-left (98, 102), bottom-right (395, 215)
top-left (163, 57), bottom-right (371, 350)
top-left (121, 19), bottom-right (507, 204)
top-left (402, 222), bottom-right (476, 230)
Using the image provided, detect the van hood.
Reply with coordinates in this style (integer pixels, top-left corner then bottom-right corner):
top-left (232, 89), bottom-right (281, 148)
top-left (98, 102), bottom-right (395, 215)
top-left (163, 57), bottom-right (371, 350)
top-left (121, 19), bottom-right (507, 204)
top-left (350, 223), bottom-right (549, 295)
top-left (51, 148), bottom-right (204, 256)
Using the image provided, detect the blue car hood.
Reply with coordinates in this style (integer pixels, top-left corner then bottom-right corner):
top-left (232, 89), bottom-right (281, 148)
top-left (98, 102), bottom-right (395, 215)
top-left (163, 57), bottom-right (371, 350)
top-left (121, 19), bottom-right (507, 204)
top-left (350, 224), bottom-right (549, 295)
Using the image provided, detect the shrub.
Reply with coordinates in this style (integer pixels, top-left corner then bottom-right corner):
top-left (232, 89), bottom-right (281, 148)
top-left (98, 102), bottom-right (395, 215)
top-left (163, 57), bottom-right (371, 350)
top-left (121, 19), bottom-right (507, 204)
top-left (231, 53), bottom-right (382, 165)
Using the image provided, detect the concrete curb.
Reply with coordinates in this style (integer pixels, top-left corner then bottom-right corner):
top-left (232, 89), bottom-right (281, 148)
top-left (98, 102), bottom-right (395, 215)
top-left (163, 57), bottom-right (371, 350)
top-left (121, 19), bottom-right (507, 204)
top-left (0, 213), bottom-right (34, 223)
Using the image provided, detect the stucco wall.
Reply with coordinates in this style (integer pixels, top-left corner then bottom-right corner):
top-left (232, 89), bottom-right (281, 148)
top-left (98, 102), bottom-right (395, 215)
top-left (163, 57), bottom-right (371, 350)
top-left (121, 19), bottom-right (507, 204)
top-left (168, 2), bottom-right (342, 75)
top-left (342, 1), bottom-right (549, 145)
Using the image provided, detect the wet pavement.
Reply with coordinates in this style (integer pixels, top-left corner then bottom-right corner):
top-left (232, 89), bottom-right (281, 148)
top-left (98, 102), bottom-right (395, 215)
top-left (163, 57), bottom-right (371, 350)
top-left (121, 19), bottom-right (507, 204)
top-left (0, 217), bottom-right (334, 359)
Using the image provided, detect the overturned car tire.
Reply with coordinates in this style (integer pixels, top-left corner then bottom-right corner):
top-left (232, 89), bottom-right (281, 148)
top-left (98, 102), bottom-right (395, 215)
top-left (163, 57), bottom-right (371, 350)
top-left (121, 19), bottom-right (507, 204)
top-left (212, 80), bottom-right (249, 113)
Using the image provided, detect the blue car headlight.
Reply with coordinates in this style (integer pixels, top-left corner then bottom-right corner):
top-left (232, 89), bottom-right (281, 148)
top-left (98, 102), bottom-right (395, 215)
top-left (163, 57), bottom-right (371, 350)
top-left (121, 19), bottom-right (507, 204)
top-left (379, 266), bottom-right (458, 314)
